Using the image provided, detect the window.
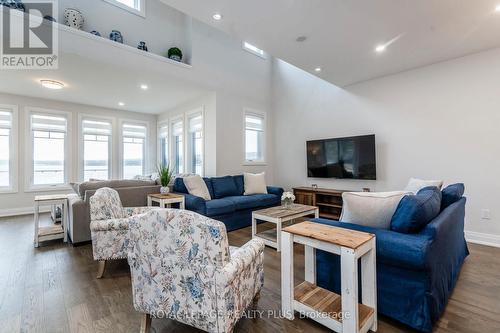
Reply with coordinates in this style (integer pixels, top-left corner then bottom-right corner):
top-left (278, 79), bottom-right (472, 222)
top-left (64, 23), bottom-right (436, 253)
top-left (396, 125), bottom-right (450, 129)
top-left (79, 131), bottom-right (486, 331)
top-left (243, 41), bottom-right (266, 59)
top-left (30, 113), bottom-right (68, 186)
top-left (0, 107), bottom-right (14, 190)
top-left (244, 111), bottom-right (265, 163)
top-left (187, 112), bottom-right (203, 175)
top-left (171, 118), bottom-right (183, 174)
top-left (158, 123), bottom-right (169, 167)
top-left (82, 119), bottom-right (112, 181)
top-left (122, 123), bottom-right (146, 179)
top-left (103, 0), bottom-right (145, 17)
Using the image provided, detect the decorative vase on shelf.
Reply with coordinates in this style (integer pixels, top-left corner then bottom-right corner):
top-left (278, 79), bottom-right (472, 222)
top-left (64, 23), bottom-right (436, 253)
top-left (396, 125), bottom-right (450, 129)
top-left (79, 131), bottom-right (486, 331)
top-left (64, 8), bottom-right (84, 30)
top-left (160, 186), bottom-right (170, 194)
top-left (90, 30), bottom-right (101, 37)
top-left (109, 30), bottom-right (123, 43)
top-left (1, 0), bottom-right (25, 12)
top-left (43, 15), bottom-right (56, 22)
top-left (281, 191), bottom-right (296, 209)
top-left (137, 41), bottom-right (148, 51)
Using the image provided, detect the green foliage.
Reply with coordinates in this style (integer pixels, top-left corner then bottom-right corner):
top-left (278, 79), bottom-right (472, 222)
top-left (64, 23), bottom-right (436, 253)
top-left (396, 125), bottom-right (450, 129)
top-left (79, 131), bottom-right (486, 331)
top-left (157, 163), bottom-right (173, 187)
top-left (168, 47), bottom-right (183, 59)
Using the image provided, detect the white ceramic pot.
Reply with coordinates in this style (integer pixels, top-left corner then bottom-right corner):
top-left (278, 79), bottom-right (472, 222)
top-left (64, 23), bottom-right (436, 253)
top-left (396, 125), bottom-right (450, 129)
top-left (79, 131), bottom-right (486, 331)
top-left (160, 186), bottom-right (170, 194)
top-left (64, 8), bottom-right (84, 30)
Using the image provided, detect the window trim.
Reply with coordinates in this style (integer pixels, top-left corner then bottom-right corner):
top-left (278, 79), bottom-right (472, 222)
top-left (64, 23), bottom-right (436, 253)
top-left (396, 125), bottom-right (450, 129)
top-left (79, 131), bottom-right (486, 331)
top-left (118, 119), bottom-right (149, 179)
top-left (185, 107), bottom-right (205, 176)
top-left (0, 104), bottom-right (18, 194)
top-left (170, 115), bottom-right (184, 175)
top-left (24, 107), bottom-right (72, 192)
top-left (78, 114), bottom-right (114, 182)
top-left (243, 108), bottom-right (267, 166)
top-left (102, 0), bottom-right (146, 18)
top-left (157, 119), bottom-right (169, 168)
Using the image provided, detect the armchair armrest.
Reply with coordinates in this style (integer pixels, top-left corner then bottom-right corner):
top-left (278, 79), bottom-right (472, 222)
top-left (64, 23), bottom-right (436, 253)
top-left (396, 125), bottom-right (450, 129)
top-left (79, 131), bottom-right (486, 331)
top-left (267, 186), bottom-right (284, 197)
top-left (90, 217), bottom-right (133, 232)
top-left (123, 206), bottom-right (161, 217)
top-left (217, 238), bottom-right (265, 285)
top-left (176, 193), bottom-right (207, 215)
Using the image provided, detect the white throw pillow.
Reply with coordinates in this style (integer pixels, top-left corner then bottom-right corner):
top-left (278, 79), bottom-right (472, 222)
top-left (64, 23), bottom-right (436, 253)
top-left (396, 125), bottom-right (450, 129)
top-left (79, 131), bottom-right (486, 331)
top-left (404, 178), bottom-right (443, 194)
top-left (340, 191), bottom-right (409, 229)
top-left (244, 172), bottom-right (268, 195)
top-left (184, 175), bottom-right (211, 201)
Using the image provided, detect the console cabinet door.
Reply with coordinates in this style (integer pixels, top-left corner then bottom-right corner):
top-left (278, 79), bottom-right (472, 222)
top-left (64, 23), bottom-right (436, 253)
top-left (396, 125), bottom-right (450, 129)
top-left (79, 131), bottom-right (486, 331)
top-left (294, 191), bottom-right (314, 206)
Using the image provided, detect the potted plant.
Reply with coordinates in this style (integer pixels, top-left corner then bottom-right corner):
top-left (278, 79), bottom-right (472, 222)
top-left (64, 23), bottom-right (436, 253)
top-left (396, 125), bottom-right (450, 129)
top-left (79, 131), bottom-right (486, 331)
top-left (157, 163), bottom-right (173, 194)
top-left (168, 47), bottom-right (183, 62)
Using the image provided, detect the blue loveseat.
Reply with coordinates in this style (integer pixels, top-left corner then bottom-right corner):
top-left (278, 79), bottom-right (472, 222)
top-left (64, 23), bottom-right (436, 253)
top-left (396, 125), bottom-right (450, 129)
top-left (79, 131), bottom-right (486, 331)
top-left (173, 175), bottom-right (284, 231)
top-left (311, 184), bottom-right (469, 332)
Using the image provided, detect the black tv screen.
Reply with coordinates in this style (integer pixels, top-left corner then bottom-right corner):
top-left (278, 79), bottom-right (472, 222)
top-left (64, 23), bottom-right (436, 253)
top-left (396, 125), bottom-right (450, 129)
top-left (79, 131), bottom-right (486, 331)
top-left (307, 134), bottom-right (376, 180)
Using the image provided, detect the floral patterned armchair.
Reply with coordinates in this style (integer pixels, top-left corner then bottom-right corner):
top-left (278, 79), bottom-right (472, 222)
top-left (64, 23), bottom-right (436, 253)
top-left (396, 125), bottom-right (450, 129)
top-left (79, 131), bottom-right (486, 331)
top-left (89, 187), bottom-right (159, 278)
top-left (127, 209), bottom-right (265, 333)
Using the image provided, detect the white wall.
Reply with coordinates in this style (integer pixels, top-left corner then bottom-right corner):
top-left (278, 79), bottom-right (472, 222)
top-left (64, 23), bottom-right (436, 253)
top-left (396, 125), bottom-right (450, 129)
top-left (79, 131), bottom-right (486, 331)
top-left (0, 92), bottom-right (157, 216)
top-left (56, 0), bottom-right (192, 62)
top-left (271, 48), bottom-right (500, 241)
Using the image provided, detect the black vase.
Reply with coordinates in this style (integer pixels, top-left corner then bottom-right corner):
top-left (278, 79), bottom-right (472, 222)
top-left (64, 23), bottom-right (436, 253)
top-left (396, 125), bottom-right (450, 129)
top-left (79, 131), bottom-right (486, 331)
top-left (138, 41), bottom-right (148, 52)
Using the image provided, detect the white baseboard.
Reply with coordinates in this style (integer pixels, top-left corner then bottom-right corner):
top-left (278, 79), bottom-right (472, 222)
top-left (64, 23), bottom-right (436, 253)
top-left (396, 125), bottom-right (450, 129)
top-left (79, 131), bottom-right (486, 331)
top-left (0, 206), bottom-right (51, 218)
top-left (465, 231), bottom-right (500, 248)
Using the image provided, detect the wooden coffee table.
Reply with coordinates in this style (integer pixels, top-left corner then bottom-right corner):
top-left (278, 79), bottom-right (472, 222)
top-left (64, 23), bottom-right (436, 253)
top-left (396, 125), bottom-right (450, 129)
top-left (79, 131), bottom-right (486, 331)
top-left (252, 204), bottom-right (319, 251)
top-left (147, 193), bottom-right (185, 209)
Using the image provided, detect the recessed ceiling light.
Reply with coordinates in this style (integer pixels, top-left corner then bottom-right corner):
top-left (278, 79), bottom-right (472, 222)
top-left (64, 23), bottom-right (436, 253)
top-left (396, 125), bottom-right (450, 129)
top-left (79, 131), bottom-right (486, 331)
top-left (496, 4), bottom-right (500, 12)
top-left (375, 44), bottom-right (386, 53)
top-left (314, 67), bottom-right (322, 72)
top-left (140, 84), bottom-right (148, 90)
top-left (40, 79), bottom-right (64, 90)
top-left (118, 102), bottom-right (125, 106)
top-left (212, 13), bottom-right (222, 21)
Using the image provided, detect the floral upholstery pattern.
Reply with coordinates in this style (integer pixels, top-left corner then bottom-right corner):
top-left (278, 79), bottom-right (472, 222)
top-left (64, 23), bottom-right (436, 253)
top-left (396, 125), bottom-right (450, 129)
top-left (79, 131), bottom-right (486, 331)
top-left (127, 209), bottom-right (264, 333)
top-left (89, 187), bottom-right (160, 261)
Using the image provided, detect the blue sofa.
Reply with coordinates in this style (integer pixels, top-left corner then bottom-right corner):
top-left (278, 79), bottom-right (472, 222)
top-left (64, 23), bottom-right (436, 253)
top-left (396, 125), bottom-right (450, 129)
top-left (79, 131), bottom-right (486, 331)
top-left (311, 184), bottom-right (468, 332)
top-left (173, 175), bottom-right (284, 231)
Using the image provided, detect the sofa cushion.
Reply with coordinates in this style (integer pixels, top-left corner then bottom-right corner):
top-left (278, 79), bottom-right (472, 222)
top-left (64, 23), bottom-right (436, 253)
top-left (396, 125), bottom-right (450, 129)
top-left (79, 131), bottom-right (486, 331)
top-left (225, 194), bottom-right (278, 210)
top-left (341, 191), bottom-right (408, 229)
top-left (441, 183), bottom-right (465, 210)
top-left (244, 172), bottom-right (268, 195)
top-left (212, 176), bottom-right (239, 198)
top-left (205, 198), bottom-right (236, 216)
top-left (233, 175), bottom-right (245, 195)
top-left (391, 186), bottom-right (442, 234)
top-left (77, 179), bottom-right (156, 198)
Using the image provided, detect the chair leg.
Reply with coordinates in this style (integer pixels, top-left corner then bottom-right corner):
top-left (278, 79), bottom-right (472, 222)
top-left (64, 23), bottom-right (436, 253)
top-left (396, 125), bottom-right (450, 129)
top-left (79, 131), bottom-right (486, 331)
top-left (96, 260), bottom-right (106, 279)
top-left (140, 314), bottom-right (152, 333)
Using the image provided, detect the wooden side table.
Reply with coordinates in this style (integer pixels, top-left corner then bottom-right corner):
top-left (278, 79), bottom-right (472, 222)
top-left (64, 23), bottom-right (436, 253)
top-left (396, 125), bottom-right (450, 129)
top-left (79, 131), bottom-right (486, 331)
top-left (281, 221), bottom-right (377, 333)
top-left (147, 193), bottom-right (185, 209)
top-left (34, 194), bottom-right (69, 248)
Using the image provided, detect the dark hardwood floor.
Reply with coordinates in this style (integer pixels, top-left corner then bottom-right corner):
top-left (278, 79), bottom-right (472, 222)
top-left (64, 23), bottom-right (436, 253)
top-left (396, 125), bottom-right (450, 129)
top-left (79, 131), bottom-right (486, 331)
top-left (1, 213), bottom-right (499, 333)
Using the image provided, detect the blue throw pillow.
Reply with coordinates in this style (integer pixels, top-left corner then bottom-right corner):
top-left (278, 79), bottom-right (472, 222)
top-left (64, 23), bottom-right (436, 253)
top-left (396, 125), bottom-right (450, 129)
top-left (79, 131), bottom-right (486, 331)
top-left (173, 177), bottom-right (188, 193)
top-left (441, 183), bottom-right (465, 210)
top-left (212, 176), bottom-right (239, 199)
top-left (233, 175), bottom-right (245, 195)
top-left (391, 186), bottom-right (442, 234)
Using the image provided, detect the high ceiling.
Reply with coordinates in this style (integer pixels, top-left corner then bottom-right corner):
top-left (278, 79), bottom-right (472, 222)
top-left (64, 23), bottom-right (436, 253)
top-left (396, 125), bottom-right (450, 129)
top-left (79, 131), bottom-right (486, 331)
top-left (161, 0), bottom-right (500, 86)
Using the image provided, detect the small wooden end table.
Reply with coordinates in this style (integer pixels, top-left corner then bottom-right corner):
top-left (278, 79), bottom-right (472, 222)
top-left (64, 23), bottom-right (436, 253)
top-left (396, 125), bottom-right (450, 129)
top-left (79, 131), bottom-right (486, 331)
top-left (252, 204), bottom-right (319, 251)
top-left (34, 194), bottom-right (68, 248)
top-left (281, 221), bottom-right (377, 333)
top-left (147, 193), bottom-right (185, 209)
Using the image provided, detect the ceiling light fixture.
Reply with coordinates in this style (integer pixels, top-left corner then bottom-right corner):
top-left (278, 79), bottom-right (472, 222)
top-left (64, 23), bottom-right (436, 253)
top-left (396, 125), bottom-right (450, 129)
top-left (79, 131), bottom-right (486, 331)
top-left (118, 102), bottom-right (125, 106)
top-left (140, 84), bottom-right (148, 90)
top-left (40, 79), bottom-right (64, 90)
top-left (375, 44), bottom-right (386, 53)
top-left (314, 67), bottom-right (322, 72)
top-left (212, 13), bottom-right (222, 21)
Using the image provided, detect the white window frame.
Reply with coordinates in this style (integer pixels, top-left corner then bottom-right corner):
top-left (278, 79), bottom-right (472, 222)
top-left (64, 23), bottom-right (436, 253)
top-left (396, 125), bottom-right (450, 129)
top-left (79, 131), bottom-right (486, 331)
top-left (243, 108), bottom-right (267, 166)
top-left (78, 114), bottom-right (114, 181)
top-left (157, 120), bottom-right (169, 168)
top-left (119, 119), bottom-right (149, 179)
top-left (0, 104), bottom-right (18, 193)
top-left (102, 0), bottom-right (146, 18)
top-left (25, 107), bottom-right (72, 192)
top-left (242, 41), bottom-right (267, 59)
top-left (185, 108), bottom-right (205, 176)
top-left (170, 115), bottom-right (184, 175)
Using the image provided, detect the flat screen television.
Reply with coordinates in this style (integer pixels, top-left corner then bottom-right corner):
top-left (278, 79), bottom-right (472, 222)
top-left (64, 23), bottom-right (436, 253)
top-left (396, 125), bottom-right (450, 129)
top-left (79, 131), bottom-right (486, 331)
top-left (307, 134), bottom-right (376, 180)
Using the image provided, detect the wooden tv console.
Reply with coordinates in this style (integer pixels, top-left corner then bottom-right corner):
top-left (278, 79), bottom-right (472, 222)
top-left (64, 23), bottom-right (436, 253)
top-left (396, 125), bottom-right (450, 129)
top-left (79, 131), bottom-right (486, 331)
top-left (293, 187), bottom-right (346, 220)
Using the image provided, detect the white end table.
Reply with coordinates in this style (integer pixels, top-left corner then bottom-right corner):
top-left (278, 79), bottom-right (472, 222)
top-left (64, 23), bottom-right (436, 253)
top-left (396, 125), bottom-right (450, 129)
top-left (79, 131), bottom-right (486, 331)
top-left (34, 194), bottom-right (68, 248)
top-left (281, 221), bottom-right (377, 333)
top-left (147, 193), bottom-right (185, 209)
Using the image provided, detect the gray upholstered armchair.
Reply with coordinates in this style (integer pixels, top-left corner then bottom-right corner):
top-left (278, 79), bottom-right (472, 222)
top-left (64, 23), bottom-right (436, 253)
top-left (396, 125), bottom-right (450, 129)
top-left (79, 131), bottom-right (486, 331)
top-left (127, 209), bottom-right (265, 333)
top-left (89, 187), bottom-right (159, 278)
